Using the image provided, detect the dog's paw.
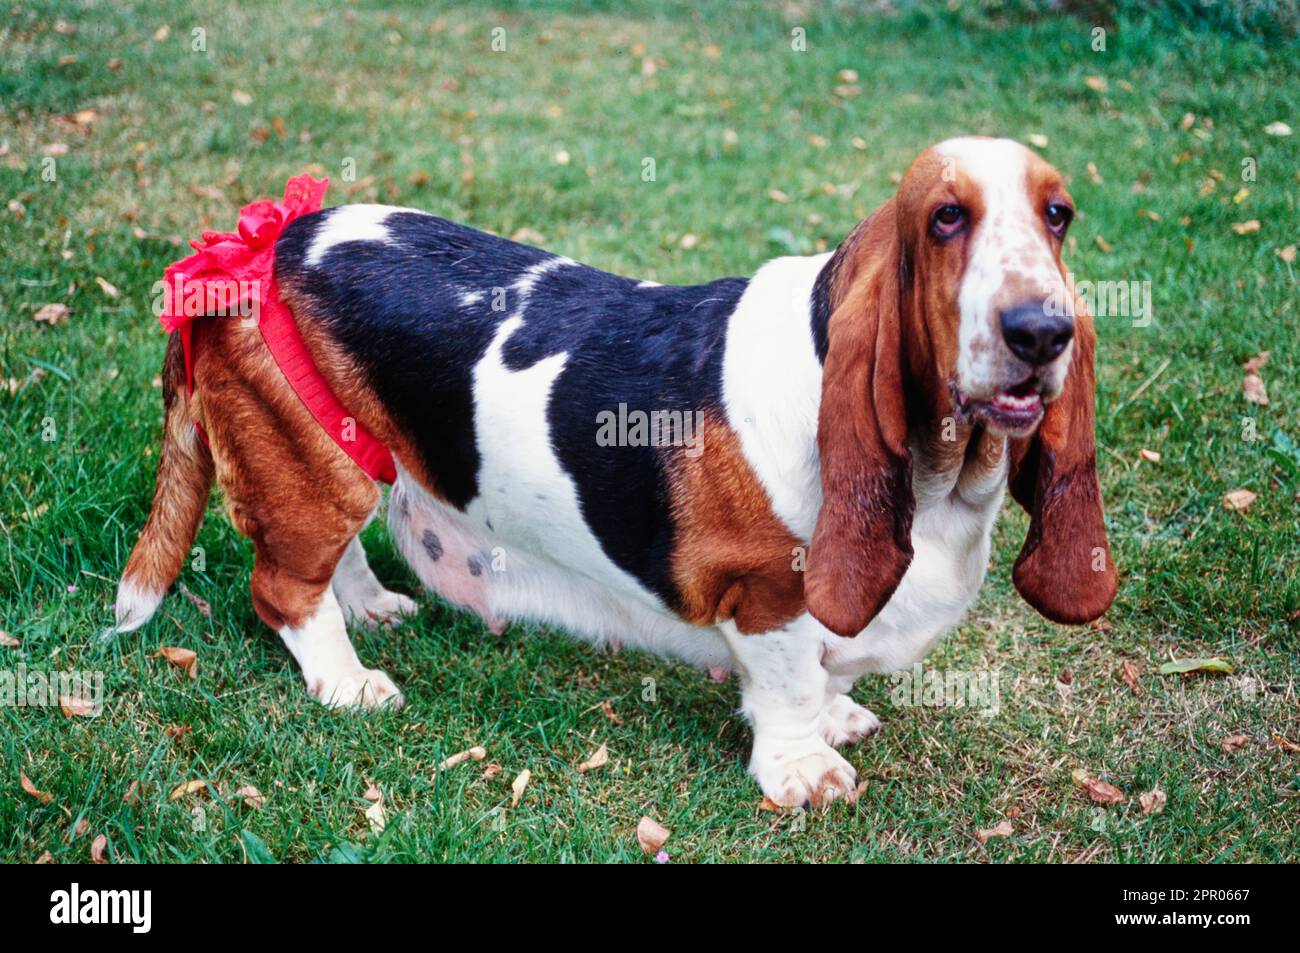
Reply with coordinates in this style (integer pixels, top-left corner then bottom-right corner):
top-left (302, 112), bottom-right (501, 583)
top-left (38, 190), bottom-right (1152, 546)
top-left (749, 739), bottom-right (858, 809)
top-left (819, 694), bottom-right (881, 748)
top-left (342, 589), bottom-right (419, 629)
top-left (309, 668), bottom-right (405, 710)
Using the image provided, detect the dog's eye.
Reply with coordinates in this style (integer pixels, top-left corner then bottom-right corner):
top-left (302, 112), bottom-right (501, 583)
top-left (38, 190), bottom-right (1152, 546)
top-left (1045, 202), bottom-right (1073, 237)
top-left (930, 204), bottom-right (966, 238)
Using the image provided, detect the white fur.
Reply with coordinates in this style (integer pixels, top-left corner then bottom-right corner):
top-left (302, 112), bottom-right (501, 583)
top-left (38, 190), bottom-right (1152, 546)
top-left (936, 137), bottom-right (1073, 400)
top-left (113, 579), bottom-right (164, 633)
top-left (278, 588), bottom-right (403, 709)
top-left (332, 535), bottom-right (418, 626)
top-left (304, 204), bottom-right (412, 266)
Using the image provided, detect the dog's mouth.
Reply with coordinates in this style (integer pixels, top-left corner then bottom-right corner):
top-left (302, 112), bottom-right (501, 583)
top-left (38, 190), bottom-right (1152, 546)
top-left (956, 379), bottom-right (1045, 435)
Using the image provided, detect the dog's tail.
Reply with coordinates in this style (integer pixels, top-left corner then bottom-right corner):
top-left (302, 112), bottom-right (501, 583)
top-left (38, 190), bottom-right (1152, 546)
top-left (113, 332), bottom-right (214, 632)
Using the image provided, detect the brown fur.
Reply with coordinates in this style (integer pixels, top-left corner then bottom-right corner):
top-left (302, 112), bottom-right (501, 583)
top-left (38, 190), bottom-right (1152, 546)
top-left (804, 200), bottom-right (916, 638)
top-left (667, 414), bottom-right (806, 633)
top-left (120, 333), bottom-right (215, 596)
top-left (188, 315), bottom-right (379, 630)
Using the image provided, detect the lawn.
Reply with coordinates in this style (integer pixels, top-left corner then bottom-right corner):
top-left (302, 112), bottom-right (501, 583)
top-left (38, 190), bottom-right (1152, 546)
top-left (1, 0), bottom-right (1296, 863)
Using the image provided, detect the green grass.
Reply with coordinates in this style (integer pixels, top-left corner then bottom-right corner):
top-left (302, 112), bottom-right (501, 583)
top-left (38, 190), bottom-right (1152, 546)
top-left (1, 0), bottom-right (1297, 863)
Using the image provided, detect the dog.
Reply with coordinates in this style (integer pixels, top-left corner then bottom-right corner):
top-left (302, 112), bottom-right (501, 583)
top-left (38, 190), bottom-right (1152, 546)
top-left (116, 136), bottom-right (1116, 808)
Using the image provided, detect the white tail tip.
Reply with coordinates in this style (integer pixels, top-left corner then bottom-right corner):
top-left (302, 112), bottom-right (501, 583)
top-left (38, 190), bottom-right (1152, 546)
top-left (113, 579), bottom-right (163, 633)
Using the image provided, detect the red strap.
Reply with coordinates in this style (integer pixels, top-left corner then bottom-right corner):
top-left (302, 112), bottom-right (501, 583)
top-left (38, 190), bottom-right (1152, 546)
top-left (160, 174), bottom-right (396, 484)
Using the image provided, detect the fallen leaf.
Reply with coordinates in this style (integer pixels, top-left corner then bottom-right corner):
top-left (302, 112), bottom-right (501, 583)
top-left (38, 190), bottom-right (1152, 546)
top-left (362, 783), bottom-right (382, 803)
top-left (1220, 733), bottom-right (1249, 752)
top-left (44, 142), bottom-right (69, 156)
top-left (1230, 219), bottom-right (1260, 235)
top-left (509, 769), bottom-right (531, 808)
top-left (1180, 112), bottom-right (1195, 130)
top-left (678, 232), bottom-right (700, 249)
top-left (188, 183), bottom-right (226, 202)
top-left (1139, 448), bottom-right (1161, 463)
top-left (577, 743), bottom-right (608, 774)
top-left (21, 772), bottom-right (54, 804)
top-left (636, 816), bottom-right (671, 854)
top-left (93, 276), bottom-right (119, 297)
top-left (156, 646), bottom-right (197, 679)
top-left (1071, 769), bottom-right (1124, 804)
top-left (1120, 660), bottom-right (1142, 695)
top-left (1222, 488), bottom-right (1257, 512)
top-left (1094, 235), bottom-right (1113, 253)
top-left (177, 582), bottom-right (211, 617)
top-left (845, 779), bottom-right (869, 804)
top-left (123, 781), bottom-right (139, 803)
top-left (1027, 132), bottom-right (1049, 148)
top-left (33, 303), bottom-right (70, 325)
top-left (364, 797), bottom-right (385, 834)
top-left (90, 834), bottom-right (108, 864)
top-left (168, 779), bottom-right (206, 801)
top-left (1264, 121), bottom-right (1292, 136)
top-left (60, 694), bottom-right (98, 718)
top-left (1277, 245), bottom-right (1296, 263)
top-left (975, 819), bottom-right (1014, 844)
top-left (1085, 161), bottom-right (1103, 184)
top-left (1158, 657), bottom-right (1233, 675)
top-left (1084, 75), bottom-right (1108, 92)
top-left (1139, 787), bottom-right (1166, 815)
top-left (235, 784), bottom-right (266, 809)
top-left (600, 699), bottom-right (623, 726)
top-left (35, 851), bottom-right (53, 864)
top-left (1243, 351), bottom-right (1270, 373)
top-left (1269, 735), bottom-right (1300, 753)
top-left (153, 24), bottom-right (170, 42)
top-left (0, 630), bottom-right (18, 648)
top-left (481, 762), bottom-right (502, 781)
top-left (435, 745), bottom-right (487, 772)
top-left (231, 90), bottom-right (253, 106)
top-left (1243, 373), bottom-right (1268, 405)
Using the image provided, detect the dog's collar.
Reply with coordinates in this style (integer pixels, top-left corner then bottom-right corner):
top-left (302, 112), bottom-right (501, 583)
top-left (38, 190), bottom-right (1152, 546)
top-left (159, 174), bottom-right (396, 484)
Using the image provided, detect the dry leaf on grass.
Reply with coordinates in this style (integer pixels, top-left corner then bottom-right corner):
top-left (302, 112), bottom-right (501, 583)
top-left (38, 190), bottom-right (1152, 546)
top-left (59, 694), bottom-right (98, 718)
top-left (362, 784), bottom-right (382, 803)
top-left (1158, 657), bottom-right (1233, 675)
top-left (169, 779), bottom-right (206, 801)
top-left (600, 699), bottom-right (623, 726)
top-left (509, 769), bottom-right (531, 808)
top-left (1230, 219), bottom-right (1260, 235)
top-left (975, 820), bottom-right (1014, 845)
top-left (21, 772), bottom-right (54, 804)
top-left (1139, 448), bottom-right (1161, 463)
top-left (1269, 735), bottom-right (1300, 753)
top-left (1071, 769), bottom-right (1124, 804)
top-left (577, 744), bottom-right (608, 774)
top-left (1244, 351), bottom-right (1269, 373)
top-left (1223, 489), bottom-right (1257, 512)
top-left (90, 834), bottom-right (108, 864)
top-left (123, 781), bottom-right (139, 804)
top-left (364, 798), bottom-right (386, 834)
top-left (636, 816), bottom-right (671, 854)
top-left (1094, 235), bottom-right (1114, 253)
top-left (1277, 245), bottom-right (1296, 263)
top-left (1264, 121), bottom-right (1292, 136)
top-left (177, 582), bottom-right (210, 617)
top-left (94, 276), bottom-right (119, 298)
top-left (1139, 787), bottom-right (1167, 815)
top-left (1220, 733), bottom-right (1250, 753)
top-left (435, 745), bottom-right (487, 773)
top-left (155, 646), bottom-right (197, 679)
top-left (481, 762), bottom-right (503, 781)
top-left (1120, 660), bottom-right (1142, 695)
top-left (235, 784), bottom-right (266, 809)
top-left (758, 796), bottom-right (796, 814)
top-left (0, 630), bottom-right (19, 648)
top-left (1243, 374), bottom-right (1268, 405)
top-left (33, 303), bottom-right (70, 325)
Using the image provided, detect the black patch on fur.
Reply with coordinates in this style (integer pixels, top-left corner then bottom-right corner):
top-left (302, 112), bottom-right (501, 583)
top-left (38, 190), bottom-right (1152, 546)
top-left (421, 529), bottom-right (443, 561)
top-left (467, 555), bottom-right (483, 577)
top-left (275, 208), bottom-right (748, 608)
top-left (810, 255), bottom-right (835, 364)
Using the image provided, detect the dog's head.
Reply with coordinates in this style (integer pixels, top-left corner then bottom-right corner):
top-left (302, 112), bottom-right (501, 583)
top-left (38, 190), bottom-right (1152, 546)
top-left (805, 137), bottom-right (1117, 636)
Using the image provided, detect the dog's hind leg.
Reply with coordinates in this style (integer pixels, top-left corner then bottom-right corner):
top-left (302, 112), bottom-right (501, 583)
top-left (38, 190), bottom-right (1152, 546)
top-left (197, 319), bottom-right (404, 710)
top-left (332, 532), bottom-right (419, 628)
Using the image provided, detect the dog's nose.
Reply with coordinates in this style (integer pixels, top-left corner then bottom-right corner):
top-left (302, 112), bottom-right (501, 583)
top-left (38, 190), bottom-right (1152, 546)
top-left (999, 305), bottom-right (1074, 365)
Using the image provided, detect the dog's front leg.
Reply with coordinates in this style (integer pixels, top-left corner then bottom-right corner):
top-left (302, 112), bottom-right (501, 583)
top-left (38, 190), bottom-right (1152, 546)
top-left (720, 616), bottom-right (858, 808)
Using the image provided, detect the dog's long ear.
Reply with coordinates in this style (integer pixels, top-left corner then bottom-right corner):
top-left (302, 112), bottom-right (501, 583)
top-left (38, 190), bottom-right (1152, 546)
top-left (805, 200), bottom-right (914, 637)
top-left (1008, 306), bottom-right (1117, 623)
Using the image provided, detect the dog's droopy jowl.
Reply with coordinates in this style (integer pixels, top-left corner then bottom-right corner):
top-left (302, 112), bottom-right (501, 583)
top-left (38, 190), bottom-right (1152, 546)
top-left (116, 137), bottom-right (1116, 808)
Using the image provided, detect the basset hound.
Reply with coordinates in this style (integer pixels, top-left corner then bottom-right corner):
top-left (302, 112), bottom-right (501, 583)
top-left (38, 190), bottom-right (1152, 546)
top-left (117, 136), bottom-right (1116, 808)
